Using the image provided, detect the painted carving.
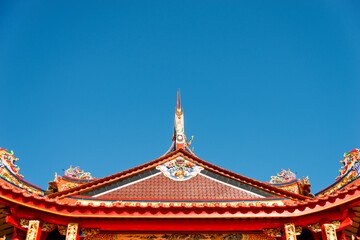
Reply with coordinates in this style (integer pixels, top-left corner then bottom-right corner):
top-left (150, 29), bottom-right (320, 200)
top-left (156, 157), bottom-right (204, 181)
top-left (284, 223), bottom-right (296, 240)
top-left (263, 228), bottom-right (282, 237)
top-left (64, 166), bottom-right (94, 180)
top-left (323, 224), bottom-right (337, 240)
top-left (337, 149), bottom-right (360, 180)
top-left (330, 220), bottom-right (341, 229)
top-left (20, 218), bottom-right (30, 228)
top-left (0, 148), bottom-right (44, 195)
top-left (66, 223), bottom-right (79, 240)
top-left (58, 225), bottom-right (67, 235)
top-left (174, 90), bottom-right (185, 146)
top-left (318, 149), bottom-right (360, 197)
top-left (269, 169), bottom-right (296, 184)
top-left (42, 223), bottom-right (56, 232)
top-left (300, 176), bottom-right (313, 197)
top-left (295, 226), bottom-right (302, 235)
top-left (80, 228), bottom-right (100, 237)
top-left (26, 220), bottom-right (40, 240)
top-left (0, 148), bottom-right (23, 178)
top-left (307, 223), bottom-right (321, 233)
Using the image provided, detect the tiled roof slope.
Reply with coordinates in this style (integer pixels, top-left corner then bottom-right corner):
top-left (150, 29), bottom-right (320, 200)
top-left (96, 173), bottom-right (262, 200)
top-left (48, 149), bottom-right (309, 201)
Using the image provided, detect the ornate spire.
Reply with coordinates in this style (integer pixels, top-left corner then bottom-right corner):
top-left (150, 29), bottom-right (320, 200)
top-left (163, 90), bottom-right (195, 156)
top-left (174, 89), bottom-right (186, 150)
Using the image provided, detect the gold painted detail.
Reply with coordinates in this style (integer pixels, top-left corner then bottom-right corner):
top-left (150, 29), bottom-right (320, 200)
top-left (26, 220), bottom-right (40, 240)
top-left (58, 225), bottom-right (67, 235)
top-left (295, 226), bottom-right (302, 235)
top-left (80, 228), bottom-right (100, 237)
top-left (20, 218), bottom-right (30, 228)
top-left (41, 223), bottom-right (56, 232)
top-left (66, 223), bottom-right (79, 240)
top-left (263, 228), bottom-right (282, 237)
top-left (78, 199), bottom-right (285, 207)
top-left (330, 220), bottom-right (341, 229)
top-left (307, 223), bottom-right (321, 233)
top-left (284, 223), bottom-right (297, 240)
top-left (323, 224), bottom-right (337, 240)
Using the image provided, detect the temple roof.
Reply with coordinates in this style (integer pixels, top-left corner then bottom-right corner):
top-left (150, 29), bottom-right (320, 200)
top-left (46, 91), bottom-right (308, 202)
top-left (48, 148), bottom-right (308, 202)
top-left (2, 93), bottom-right (360, 239)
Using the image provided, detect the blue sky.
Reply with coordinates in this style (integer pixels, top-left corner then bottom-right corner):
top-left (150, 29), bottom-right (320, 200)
top-left (1, 1), bottom-right (360, 193)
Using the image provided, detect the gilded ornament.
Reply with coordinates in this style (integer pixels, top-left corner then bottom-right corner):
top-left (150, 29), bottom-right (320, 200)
top-left (307, 223), bottom-right (321, 233)
top-left (20, 218), bottom-right (30, 228)
top-left (323, 224), bottom-right (337, 240)
top-left (80, 228), bottom-right (100, 237)
top-left (263, 228), bottom-right (282, 237)
top-left (58, 225), bottom-right (68, 235)
top-left (42, 223), bottom-right (56, 232)
top-left (330, 220), bottom-right (341, 229)
top-left (295, 226), bottom-right (302, 235)
top-left (26, 220), bottom-right (40, 240)
top-left (284, 223), bottom-right (296, 240)
top-left (66, 223), bottom-right (79, 240)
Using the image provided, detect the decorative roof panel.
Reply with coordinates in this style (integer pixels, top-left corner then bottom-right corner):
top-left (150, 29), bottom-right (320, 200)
top-left (95, 173), bottom-right (263, 200)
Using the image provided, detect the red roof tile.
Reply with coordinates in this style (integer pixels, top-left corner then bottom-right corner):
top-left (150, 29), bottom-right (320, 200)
top-left (98, 174), bottom-right (261, 200)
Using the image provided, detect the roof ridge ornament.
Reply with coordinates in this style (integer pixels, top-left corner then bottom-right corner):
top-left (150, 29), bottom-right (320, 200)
top-left (163, 90), bottom-right (196, 156)
top-left (156, 156), bottom-right (204, 181)
top-left (174, 89), bottom-right (186, 150)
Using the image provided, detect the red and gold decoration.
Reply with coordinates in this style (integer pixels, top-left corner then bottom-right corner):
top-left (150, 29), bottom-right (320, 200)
top-left (0, 94), bottom-right (359, 240)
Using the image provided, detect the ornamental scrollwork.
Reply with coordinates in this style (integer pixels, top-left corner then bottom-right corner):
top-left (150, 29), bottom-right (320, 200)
top-left (58, 225), bottom-right (67, 235)
top-left (20, 218), bottom-right (30, 228)
top-left (330, 220), bottom-right (341, 229)
top-left (42, 223), bottom-right (56, 232)
top-left (80, 228), bottom-right (100, 237)
top-left (263, 228), bottom-right (282, 237)
top-left (295, 225), bottom-right (302, 235)
top-left (307, 223), bottom-right (321, 233)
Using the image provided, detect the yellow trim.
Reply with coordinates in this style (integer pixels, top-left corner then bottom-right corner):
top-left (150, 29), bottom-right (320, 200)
top-left (1, 192), bottom-right (359, 219)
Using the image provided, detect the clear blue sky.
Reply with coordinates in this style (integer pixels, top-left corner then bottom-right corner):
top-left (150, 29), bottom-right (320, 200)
top-left (1, 1), bottom-right (360, 193)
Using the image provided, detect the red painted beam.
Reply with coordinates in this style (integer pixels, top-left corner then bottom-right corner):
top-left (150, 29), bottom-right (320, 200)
top-left (13, 207), bottom-right (346, 232)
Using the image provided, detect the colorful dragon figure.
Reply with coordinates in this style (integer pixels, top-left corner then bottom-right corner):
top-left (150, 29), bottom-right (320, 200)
top-left (0, 147), bottom-right (23, 178)
top-left (269, 169), bottom-right (296, 184)
top-left (336, 149), bottom-right (360, 180)
top-left (64, 165), bottom-right (94, 180)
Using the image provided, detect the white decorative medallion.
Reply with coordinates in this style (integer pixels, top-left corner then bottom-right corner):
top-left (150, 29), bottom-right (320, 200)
top-left (156, 157), bottom-right (204, 181)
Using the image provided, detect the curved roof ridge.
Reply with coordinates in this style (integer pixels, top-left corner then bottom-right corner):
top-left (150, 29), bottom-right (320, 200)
top-left (48, 149), bottom-right (309, 201)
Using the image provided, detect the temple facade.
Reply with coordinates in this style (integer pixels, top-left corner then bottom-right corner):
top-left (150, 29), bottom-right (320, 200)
top-left (0, 91), bottom-right (360, 240)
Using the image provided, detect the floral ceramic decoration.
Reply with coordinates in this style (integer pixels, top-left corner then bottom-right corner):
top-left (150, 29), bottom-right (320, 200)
top-left (156, 157), bottom-right (203, 181)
